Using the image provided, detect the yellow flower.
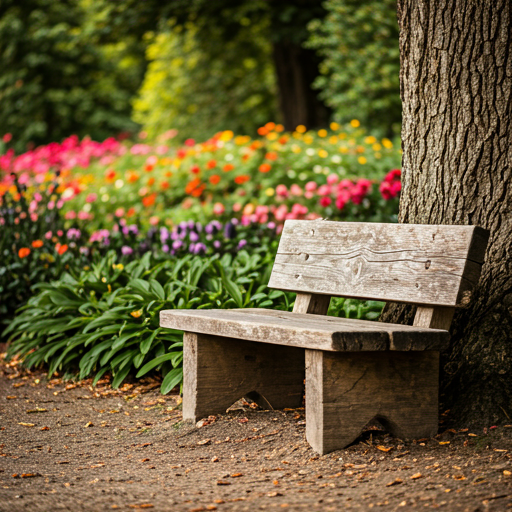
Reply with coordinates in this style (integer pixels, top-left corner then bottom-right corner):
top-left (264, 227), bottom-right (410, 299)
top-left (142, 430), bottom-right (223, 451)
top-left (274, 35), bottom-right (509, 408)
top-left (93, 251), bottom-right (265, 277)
top-left (339, 146), bottom-right (349, 154)
top-left (291, 144), bottom-right (302, 154)
top-left (328, 136), bottom-right (338, 144)
top-left (375, 152), bottom-right (382, 159)
top-left (266, 132), bottom-right (278, 141)
top-left (356, 146), bottom-right (365, 154)
top-left (318, 129), bottom-right (328, 138)
top-left (292, 132), bottom-right (303, 140)
top-left (372, 143), bottom-right (382, 151)
top-left (220, 130), bottom-right (234, 142)
top-left (303, 135), bottom-right (314, 144)
top-left (382, 138), bottom-right (393, 149)
top-left (350, 119), bottom-right (360, 128)
top-left (364, 136), bottom-right (377, 144)
top-left (358, 156), bottom-right (367, 164)
top-left (318, 149), bottom-right (328, 158)
top-left (265, 187), bottom-right (275, 197)
top-left (113, 263), bottom-right (124, 271)
top-left (330, 122), bottom-right (339, 131)
top-left (339, 133), bottom-right (347, 140)
top-left (131, 310), bottom-right (143, 318)
top-left (295, 125), bottom-right (307, 133)
top-left (101, 277), bottom-right (107, 283)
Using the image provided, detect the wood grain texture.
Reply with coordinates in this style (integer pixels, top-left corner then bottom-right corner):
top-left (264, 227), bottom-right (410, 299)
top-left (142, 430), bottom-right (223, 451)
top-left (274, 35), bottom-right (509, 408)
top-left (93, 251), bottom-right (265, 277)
top-left (268, 220), bottom-right (489, 307)
top-left (305, 350), bottom-right (440, 454)
top-left (182, 332), bottom-right (304, 423)
top-left (413, 306), bottom-right (455, 330)
top-left (161, 309), bottom-right (449, 351)
top-left (293, 293), bottom-right (331, 315)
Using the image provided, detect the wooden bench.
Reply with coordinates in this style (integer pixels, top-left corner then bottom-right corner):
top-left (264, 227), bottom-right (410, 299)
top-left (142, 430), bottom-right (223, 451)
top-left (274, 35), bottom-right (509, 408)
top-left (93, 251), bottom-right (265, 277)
top-left (160, 220), bottom-right (489, 454)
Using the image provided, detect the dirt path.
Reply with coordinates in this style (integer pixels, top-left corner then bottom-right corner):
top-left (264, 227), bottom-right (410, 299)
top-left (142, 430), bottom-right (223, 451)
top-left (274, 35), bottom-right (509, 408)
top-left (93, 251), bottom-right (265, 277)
top-left (1, 356), bottom-right (511, 512)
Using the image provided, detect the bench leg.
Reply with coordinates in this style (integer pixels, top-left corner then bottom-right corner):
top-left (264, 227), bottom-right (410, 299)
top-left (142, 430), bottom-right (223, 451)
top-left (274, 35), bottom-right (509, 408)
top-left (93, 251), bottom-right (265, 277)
top-left (305, 350), bottom-right (440, 455)
top-left (183, 332), bottom-right (305, 423)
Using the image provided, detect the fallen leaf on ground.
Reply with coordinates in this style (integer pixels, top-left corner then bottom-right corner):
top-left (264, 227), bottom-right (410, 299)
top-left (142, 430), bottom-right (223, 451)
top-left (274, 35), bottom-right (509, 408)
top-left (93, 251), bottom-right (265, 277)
top-left (18, 422), bottom-right (35, 427)
top-left (90, 464), bottom-right (105, 468)
top-left (376, 445), bottom-right (393, 452)
top-left (386, 478), bottom-right (403, 487)
top-left (40, 427), bottom-right (50, 431)
top-left (453, 475), bottom-right (466, 480)
top-left (238, 418), bottom-right (248, 424)
top-left (127, 505), bottom-right (154, 509)
top-left (216, 481), bottom-right (231, 486)
top-left (231, 473), bottom-right (243, 477)
top-left (504, 470), bottom-right (511, 477)
top-left (211, 456), bottom-right (219, 462)
top-left (468, 433), bottom-right (477, 437)
top-left (84, 422), bottom-right (93, 428)
top-left (57, 461), bottom-right (70, 464)
top-left (267, 492), bottom-right (282, 497)
top-left (411, 473), bottom-right (423, 480)
top-left (26, 408), bottom-right (47, 413)
top-left (197, 439), bottom-right (211, 446)
top-left (439, 441), bottom-right (450, 445)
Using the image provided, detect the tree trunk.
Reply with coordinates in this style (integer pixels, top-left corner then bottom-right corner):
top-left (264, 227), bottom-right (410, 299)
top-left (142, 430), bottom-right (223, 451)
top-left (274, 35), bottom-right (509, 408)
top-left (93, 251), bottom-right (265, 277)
top-left (382, 0), bottom-right (512, 426)
top-left (272, 42), bottom-right (331, 131)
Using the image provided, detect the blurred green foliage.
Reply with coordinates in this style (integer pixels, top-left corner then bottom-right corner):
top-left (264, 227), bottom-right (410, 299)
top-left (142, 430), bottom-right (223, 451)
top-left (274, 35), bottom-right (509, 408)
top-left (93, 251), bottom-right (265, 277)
top-left (133, 17), bottom-right (278, 142)
top-left (0, 0), bottom-right (142, 152)
top-left (307, 0), bottom-right (401, 135)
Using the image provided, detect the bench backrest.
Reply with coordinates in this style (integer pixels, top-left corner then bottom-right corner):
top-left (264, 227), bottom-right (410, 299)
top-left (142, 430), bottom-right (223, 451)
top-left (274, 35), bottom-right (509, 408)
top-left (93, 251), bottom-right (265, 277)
top-left (269, 220), bottom-right (489, 308)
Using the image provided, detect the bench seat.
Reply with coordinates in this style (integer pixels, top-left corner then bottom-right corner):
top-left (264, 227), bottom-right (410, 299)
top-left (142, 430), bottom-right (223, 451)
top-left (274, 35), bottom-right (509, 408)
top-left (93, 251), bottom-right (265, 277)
top-left (160, 308), bottom-right (449, 351)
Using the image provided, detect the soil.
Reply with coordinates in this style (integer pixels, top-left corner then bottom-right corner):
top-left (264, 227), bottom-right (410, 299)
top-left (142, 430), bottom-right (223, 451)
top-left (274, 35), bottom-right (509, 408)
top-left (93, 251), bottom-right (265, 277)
top-left (1, 355), bottom-right (511, 512)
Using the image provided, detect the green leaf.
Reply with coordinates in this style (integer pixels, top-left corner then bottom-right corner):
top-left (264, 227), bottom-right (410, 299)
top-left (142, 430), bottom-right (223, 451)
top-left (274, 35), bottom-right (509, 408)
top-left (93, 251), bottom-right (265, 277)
top-left (140, 328), bottom-right (161, 355)
top-left (160, 367), bottom-right (182, 394)
top-left (221, 275), bottom-right (243, 308)
top-left (136, 352), bottom-right (178, 378)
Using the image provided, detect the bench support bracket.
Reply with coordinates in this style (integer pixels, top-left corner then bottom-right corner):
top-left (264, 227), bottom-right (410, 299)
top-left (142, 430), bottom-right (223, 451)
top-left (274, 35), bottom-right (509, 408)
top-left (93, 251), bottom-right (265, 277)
top-left (305, 349), bottom-right (440, 454)
top-left (183, 332), bottom-right (305, 423)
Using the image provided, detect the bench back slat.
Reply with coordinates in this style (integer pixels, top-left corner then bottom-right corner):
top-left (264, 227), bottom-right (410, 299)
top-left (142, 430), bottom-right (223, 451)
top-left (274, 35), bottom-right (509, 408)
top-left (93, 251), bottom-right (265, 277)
top-left (268, 220), bottom-right (489, 307)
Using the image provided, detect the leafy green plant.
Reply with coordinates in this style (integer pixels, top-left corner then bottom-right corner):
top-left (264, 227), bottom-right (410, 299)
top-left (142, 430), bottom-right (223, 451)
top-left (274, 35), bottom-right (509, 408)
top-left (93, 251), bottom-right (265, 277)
top-left (4, 248), bottom-right (292, 392)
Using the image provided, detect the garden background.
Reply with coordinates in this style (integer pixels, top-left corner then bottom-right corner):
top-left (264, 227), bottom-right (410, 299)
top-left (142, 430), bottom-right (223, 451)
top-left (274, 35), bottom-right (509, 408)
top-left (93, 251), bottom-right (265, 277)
top-left (1, 0), bottom-right (403, 392)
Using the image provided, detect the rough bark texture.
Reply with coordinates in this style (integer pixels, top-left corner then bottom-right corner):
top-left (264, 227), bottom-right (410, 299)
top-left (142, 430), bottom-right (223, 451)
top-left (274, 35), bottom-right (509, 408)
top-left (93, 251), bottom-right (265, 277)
top-left (382, 0), bottom-right (512, 426)
top-left (272, 42), bottom-right (331, 131)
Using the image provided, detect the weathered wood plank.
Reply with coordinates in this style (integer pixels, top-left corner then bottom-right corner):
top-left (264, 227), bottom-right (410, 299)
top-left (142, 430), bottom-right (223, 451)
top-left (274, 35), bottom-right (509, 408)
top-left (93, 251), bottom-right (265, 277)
top-left (268, 220), bottom-right (489, 307)
top-left (160, 309), bottom-right (449, 351)
top-left (305, 350), bottom-right (440, 454)
top-left (413, 306), bottom-right (455, 330)
top-left (183, 332), bottom-right (304, 423)
top-left (292, 293), bottom-right (331, 315)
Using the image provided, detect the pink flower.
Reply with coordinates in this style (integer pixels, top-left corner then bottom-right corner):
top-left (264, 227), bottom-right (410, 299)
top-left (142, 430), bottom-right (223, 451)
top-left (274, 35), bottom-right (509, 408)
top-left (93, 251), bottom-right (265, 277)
top-left (149, 216), bottom-right (160, 225)
top-left (327, 174), bottom-right (339, 185)
top-left (233, 203), bottom-right (242, 212)
top-left (276, 184), bottom-right (288, 197)
top-left (274, 205), bottom-right (288, 221)
top-left (317, 184), bottom-right (331, 196)
top-left (30, 213), bottom-right (38, 222)
top-left (338, 179), bottom-right (353, 191)
top-left (86, 193), bottom-right (97, 203)
top-left (56, 200), bottom-right (64, 209)
top-left (47, 201), bottom-right (55, 210)
top-left (65, 211), bottom-right (77, 219)
top-left (146, 155), bottom-right (158, 166)
top-left (391, 181), bottom-right (401, 195)
top-left (305, 181), bottom-right (317, 192)
top-left (45, 231), bottom-right (53, 239)
top-left (384, 169), bottom-right (401, 182)
top-left (289, 184), bottom-right (303, 196)
top-left (255, 205), bottom-right (269, 216)
top-left (115, 207), bottom-right (125, 217)
top-left (291, 203), bottom-right (308, 216)
top-left (2, 133), bottom-right (12, 143)
top-left (184, 138), bottom-right (195, 147)
top-left (319, 197), bottom-right (332, 207)
top-left (304, 191), bottom-right (314, 199)
top-left (34, 192), bottom-right (43, 202)
top-left (213, 202), bottom-right (225, 215)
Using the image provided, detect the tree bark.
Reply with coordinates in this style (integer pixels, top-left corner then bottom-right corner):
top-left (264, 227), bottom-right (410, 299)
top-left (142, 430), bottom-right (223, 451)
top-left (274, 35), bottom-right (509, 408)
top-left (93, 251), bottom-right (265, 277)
top-left (382, 0), bottom-right (512, 426)
top-left (272, 42), bottom-right (331, 131)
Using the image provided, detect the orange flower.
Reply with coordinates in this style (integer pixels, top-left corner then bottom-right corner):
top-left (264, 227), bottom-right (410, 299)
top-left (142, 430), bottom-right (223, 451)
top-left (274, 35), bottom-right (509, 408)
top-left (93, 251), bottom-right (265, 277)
top-left (265, 122), bottom-right (276, 131)
top-left (144, 164), bottom-right (154, 172)
top-left (142, 193), bottom-right (157, 207)
top-left (209, 174), bottom-right (221, 185)
top-left (279, 135), bottom-right (289, 144)
top-left (191, 184), bottom-right (206, 197)
top-left (265, 152), bottom-right (278, 161)
top-left (242, 154), bottom-right (250, 161)
top-left (234, 175), bottom-right (250, 185)
top-left (105, 169), bottom-right (116, 182)
top-left (185, 178), bottom-right (201, 195)
top-left (275, 124), bottom-right (285, 132)
top-left (223, 164), bottom-right (234, 172)
top-left (126, 207), bottom-right (136, 217)
top-left (164, 171), bottom-right (173, 177)
top-left (57, 244), bottom-right (68, 255)
top-left (147, 177), bottom-right (155, 186)
top-left (31, 240), bottom-right (44, 248)
top-left (18, 247), bottom-right (31, 258)
top-left (127, 171), bottom-right (139, 183)
top-left (206, 160), bottom-right (217, 169)
top-left (161, 181), bottom-right (170, 190)
top-left (257, 126), bottom-right (269, 136)
top-left (259, 163), bottom-right (271, 173)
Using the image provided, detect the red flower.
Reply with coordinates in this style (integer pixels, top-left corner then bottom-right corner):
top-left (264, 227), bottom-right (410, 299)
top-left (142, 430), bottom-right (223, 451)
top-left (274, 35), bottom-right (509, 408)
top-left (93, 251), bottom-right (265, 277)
top-left (31, 240), bottom-right (44, 248)
top-left (206, 160), bottom-right (217, 169)
top-left (142, 193), bottom-right (157, 207)
top-left (319, 197), bottom-right (332, 207)
top-left (259, 163), bottom-right (271, 173)
top-left (234, 175), bottom-right (250, 185)
top-left (209, 174), bottom-right (221, 185)
top-left (57, 244), bottom-right (68, 255)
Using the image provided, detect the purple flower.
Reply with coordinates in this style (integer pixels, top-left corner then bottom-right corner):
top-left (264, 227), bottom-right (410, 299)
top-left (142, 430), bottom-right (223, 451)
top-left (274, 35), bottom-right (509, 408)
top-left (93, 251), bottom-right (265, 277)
top-left (171, 231), bottom-right (179, 241)
top-left (205, 220), bottom-right (222, 235)
top-left (230, 218), bottom-right (239, 225)
top-left (224, 222), bottom-right (236, 239)
top-left (194, 243), bottom-right (207, 254)
top-left (189, 231), bottom-right (199, 242)
top-left (187, 220), bottom-right (195, 230)
top-left (121, 246), bottom-right (133, 255)
top-left (79, 246), bottom-right (89, 255)
top-left (160, 227), bottom-right (170, 242)
top-left (195, 222), bottom-right (203, 233)
top-left (188, 243), bottom-right (196, 253)
top-left (66, 228), bottom-right (81, 240)
top-left (162, 244), bottom-right (170, 253)
top-left (172, 240), bottom-right (183, 250)
top-left (238, 239), bottom-right (247, 249)
top-left (267, 222), bottom-right (276, 230)
top-left (213, 240), bottom-right (221, 249)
